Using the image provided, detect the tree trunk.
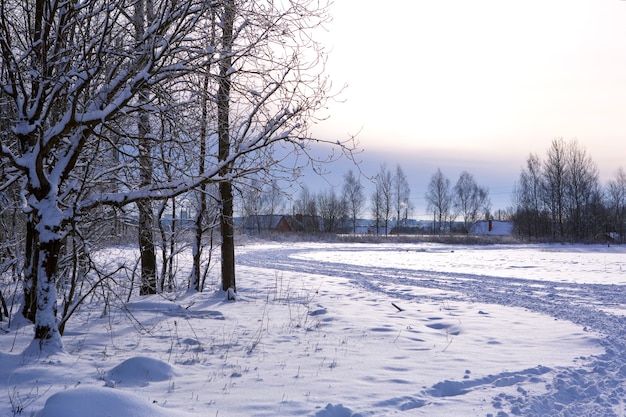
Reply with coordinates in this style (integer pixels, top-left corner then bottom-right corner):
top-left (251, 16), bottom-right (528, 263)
top-left (168, 199), bottom-right (175, 290)
top-left (22, 216), bottom-right (39, 322)
top-left (191, 204), bottom-right (204, 292)
top-left (219, 182), bottom-right (236, 294)
top-left (26, 197), bottom-right (64, 351)
top-left (33, 237), bottom-right (63, 350)
top-left (138, 199), bottom-right (157, 295)
top-left (191, 71), bottom-right (211, 292)
top-left (218, 0), bottom-right (236, 297)
top-left (135, 0), bottom-right (157, 295)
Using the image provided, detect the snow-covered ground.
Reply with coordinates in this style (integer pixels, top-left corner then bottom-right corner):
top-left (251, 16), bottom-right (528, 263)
top-left (2, 241), bottom-right (626, 416)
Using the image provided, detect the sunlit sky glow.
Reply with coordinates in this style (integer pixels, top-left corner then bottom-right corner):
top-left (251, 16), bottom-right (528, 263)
top-left (309, 0), bottom-right (626, 218)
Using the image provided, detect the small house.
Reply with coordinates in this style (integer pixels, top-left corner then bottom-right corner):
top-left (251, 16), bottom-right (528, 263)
top-left (469, 220), bottom-right (514, 236)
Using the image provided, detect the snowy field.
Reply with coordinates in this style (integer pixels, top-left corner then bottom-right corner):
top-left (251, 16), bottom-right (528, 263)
top-left (2, 241), bottom-right (626, 416)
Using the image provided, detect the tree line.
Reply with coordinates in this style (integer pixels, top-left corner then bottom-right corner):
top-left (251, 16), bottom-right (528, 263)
top-left (241, 162), bottom-right (495, 236)
top-left (0, 0), bottom-right (354, 351)
top-left (240, 164), bottom-right (410, 235)
top-left (511, 138), bottom-right (625, 243)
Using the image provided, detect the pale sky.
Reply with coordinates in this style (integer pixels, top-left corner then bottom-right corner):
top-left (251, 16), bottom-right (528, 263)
top-left (310, 0), bottom-right (626, 218)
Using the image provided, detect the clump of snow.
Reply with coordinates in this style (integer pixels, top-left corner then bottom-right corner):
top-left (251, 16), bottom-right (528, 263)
top-left (313, 403), bottom-right (363, 417)
top-left (106, 356), bottom-right (177, 387)
top-left (34, 386), bottom-right (195, 417)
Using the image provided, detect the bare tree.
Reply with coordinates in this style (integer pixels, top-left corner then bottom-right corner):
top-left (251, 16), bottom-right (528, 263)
top-left (317, 188), bottom-right (348, 233)
top-left (564, 139), bottom-right (600, 239)
top-left (215, 0), bottom-right (237, 296)
top-left (343, 170), bottom-right (365, 234)
top-left (425, 169), bottom-right (453, 235)
top-left (513, 153), bottom-right (548, 239)
top-left (206, 0), bottom-right (350, 295)
top-left (0, 180), bottom-right (22, 322)
top-left (190, 68), bottom-right (214, 293)
top-left (241, 178), bottom-right (283, 233)
top-left (371, 185), bottom-right (383, 235)
top-left (294, 186), bottom-right (320, 233)
top-left (371, 164), bottom-right (393, 235)
top-left (393, 165), bottom-right (411, 230)
top-left (453, 171), bottom-right (490, 232)
top-left (606, 168), bottom-right (626, 244)
top-left (543, 138), bottom-right (569, 240)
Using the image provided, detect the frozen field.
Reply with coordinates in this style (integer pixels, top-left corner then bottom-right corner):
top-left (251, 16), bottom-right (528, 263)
top-left (2, 241), bottom-right (626, 416)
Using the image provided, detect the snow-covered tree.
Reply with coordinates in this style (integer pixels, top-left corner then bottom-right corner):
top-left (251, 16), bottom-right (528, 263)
top-left (1, 0), bottom-right (216, 351)
top-left (0, 0), bottom-right (352, 351)
top-left (193, 0), bottom-right (349, 295)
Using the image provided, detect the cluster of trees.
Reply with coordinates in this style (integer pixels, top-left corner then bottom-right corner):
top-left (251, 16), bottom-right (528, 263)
top-left (425, 169), bottom-right (491, 234)
top-left (241, 164), bottom-right (412, 235)
top-left (371, 164), bottom-right (411, 235)
top-left (240, 163), bottom-right (496, 236)
top-left (249, 169), bottom-right (367, 234)
top-left (0, 0), bottom-right (354, 351)
top-left (511, 138), bottom-right (625, 242)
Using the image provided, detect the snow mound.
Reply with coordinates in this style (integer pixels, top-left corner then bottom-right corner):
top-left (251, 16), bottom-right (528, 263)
top-left (106, 356), bottom-right (176, 387)
top-left (35, 386), bottom-right (195, 417)
top-left (313, 403), bottom-right (363, 417)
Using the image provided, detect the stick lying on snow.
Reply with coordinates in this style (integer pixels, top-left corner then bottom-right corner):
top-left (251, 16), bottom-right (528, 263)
top-left (391, 302), bottom-right (404, 312)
